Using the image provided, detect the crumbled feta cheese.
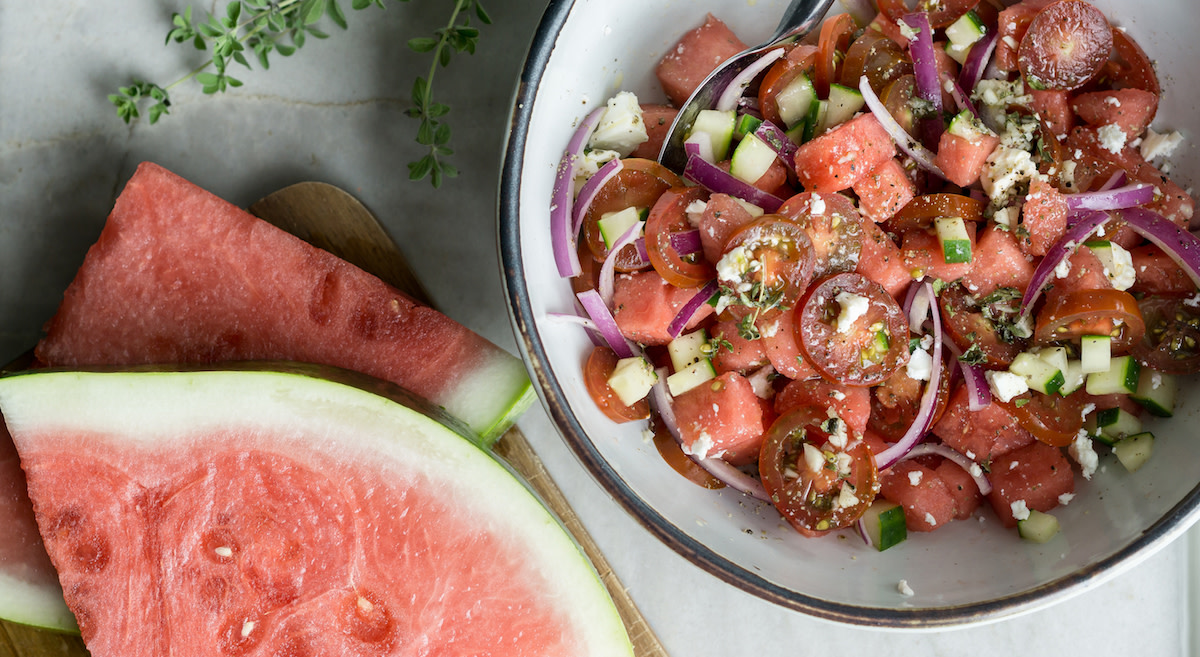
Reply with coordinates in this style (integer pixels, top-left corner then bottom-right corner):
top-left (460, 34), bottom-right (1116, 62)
top-left (973, 78), bottom-right (1031, 110)
top-left (986, 370), bottom-right (1029, 403)
top-left (831, 389), bottom-right (846, 401)
top-left (685, 200), bottom-right (708, 227)
top-left (924, 512), bottom-right (937, 527)
top-left (1151, 371), bottom-right (1163, 390)
top-left (803, 442), bottom-right (825, 473)
top-left (969, 463), bottom-right (983, 478)
top-left (715, 246), bottom-right (754, 292)
top-left (908, 470), bottom-right (924, 486)
top-left (835, 452), bottom-right (854, 476)
top-left (1139, 128), bottom-right (1185, 162)
top-left (1059, 160), bottom-right (1078, 191)
top-left (981, 146), bottom-right (1038, 205)
top-left (683, 430), bottom-right (718, 460)
top-left (897, 579), bottom-right (915, 597)
top-left (588, 91), bottom-right (648, 156)
top-left (809, 193), bottom-right (826, 216)
top-left (1058, 492), bottom-right (1075, 506)
top-left (834, 291), bottom-right (870, 334)
top-left (1096, 123), bottom-right (1127, 154)
top-left (826, 417), bottom-right (849, 449)
top-left (993, 205), bottom-right (1020, 230)
top-left (573, 148), bottom-right (620, 193)
top-left (759, 318), bottom-right (779, 338)
top-left (1010, 500), bottom-right (1031, 521)
top-left (836, 483), bottom-right (860, 509)
top-left (1098, 242), bottom-right (1136, 291)
top-left (1054, 252), bottom-right (1074, 279)
top-left (999, 112), bottom-right (1040, 151)
top-left (1069, 429), bottom-right (1099, 480)
top-left (907, 345), bottom-right (933, 381)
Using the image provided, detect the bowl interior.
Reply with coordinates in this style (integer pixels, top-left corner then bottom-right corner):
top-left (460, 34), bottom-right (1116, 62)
top-left (501, 0), bottom-right (1200, 627)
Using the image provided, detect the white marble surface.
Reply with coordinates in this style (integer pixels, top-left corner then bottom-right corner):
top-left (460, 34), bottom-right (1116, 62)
top-left (0, 1), bottom-right (1191, 655)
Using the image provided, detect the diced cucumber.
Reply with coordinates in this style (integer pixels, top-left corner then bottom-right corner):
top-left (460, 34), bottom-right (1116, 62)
top-left (597, 207), bottom-right (643, 249)
top-left (944, 40), bottom-right (972, 65)
top-left (803, 99), bottom-right (828, 142)
top-left (776, 71), bottom-right (817, 129)
top-left (1059, 359), bottom-right (1086, 396)
top-left (688, 109), bottom-right (737, 161)
top-left (860, 500), bottom-right (907, 551)
top-left (1017, 510), bottom-right (1060, 543)
top-left (946, 110), bottom-right (991, 142)
top-left (946, 10), bottom-right (986, 48)
top-left (666, 358), bottom-right (717, 397)
top-left (1010, 351), bottom-right (1064, 395)
top-left (683, 131), bottom-right (716, 163)
top-left (607, 356), bottom-right (658, 406)
top-left (729, 133), bottom-right (778, 184)
top-left (1037, 347), bottom-right (1069, 378)
top-left (1130, 368), bottom-right (1177, 418)
top-left (1085, 355), bottom-right (1140, 396)
top-left (667, 329), bottom-right (710, 372)
top-left (822, 83), bottom-right (865, 132)
top-left (733, 113), bottom-right (764, 141)
top-left (1113, 431), bottom-right (1154, 472)
top-left (934, 216), bottom-right (972, 264)
top-left (1086, 406), bottom-right (1142, 446)
top-left (1079, 335), bottom-right (1112, 374)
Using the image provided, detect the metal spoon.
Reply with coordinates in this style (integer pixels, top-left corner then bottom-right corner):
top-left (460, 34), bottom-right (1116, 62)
top-left (657, 0), bottom-right (837, 172)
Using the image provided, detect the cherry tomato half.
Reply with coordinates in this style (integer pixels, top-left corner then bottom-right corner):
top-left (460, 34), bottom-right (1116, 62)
top-left (887, 193), bottom-right (985, 233)
top-left (1034, 288), bottom-right (1145, 354)
top-left (583, 346), bottom-right (650, 423)
top-left (759, 44), bottom-right (818, 128)
top-left (651, 421), bottom-right (724, 490)
top-left (777, 192), bottom-right (863, 278)
top-left (938, 284), bottom-right (1028, 368)
top-left (584, 158), bottom-right (681, 271)
top-left (997, 390), bottom-right (1086, 448)
top-left (759, 406), bottom-right (880, 535)
top-left (1101, 27), bottom-right (1160, 97)
top-left (796, 272), bottom-right (911, 387)
top-left (839, 29), bottom-right (913, 95)
top-left (1017, 0), bottom-right (1113, 91)
top-left (646, 186), bottom-right (715, 288)
top-left (868, 350), bottom-right (954, 442)
top-left (814, 13), bottom-right (855, 98)
top-left (718, 215), bottom-right (816, 308)
top-left (1132, 295), bottom-right (1200, 374)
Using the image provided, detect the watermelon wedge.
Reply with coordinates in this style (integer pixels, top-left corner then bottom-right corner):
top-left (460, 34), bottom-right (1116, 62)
top-left (34, 162), bottom-right (533, 445)
top-left (0, 364), bottom-right (634, 657)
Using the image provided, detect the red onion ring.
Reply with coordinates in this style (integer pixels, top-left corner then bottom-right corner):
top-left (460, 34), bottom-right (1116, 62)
top-left (1097, 170), bottom-right (1128, 191)
top-left (635, 230), bottom-right (700, 263)
top-left (598, 221), bottom-right (645, 307)
top-left (546, 312), bottom-right (604, 347)
top-left (943, 339), bottom-right (992, 410)
top-left (1019, 210), bottom-right (1110, 316)
top-left (1066, 183), bottom-right (1155, 214)
top-left (551, 107), bottom-right (606, 277)
top-left (957, 30), bottom-right (997, 94)
top-left (1119, 207), bottom-right (1200, 289)
top-left (903, 12), bottom-right (945, 150)
top-left (894, 443), bottom-right (993, 495)
top-left (753, 119), bottom-right (799, 164)
top-left (683, 151), bottom-right (785, 212)
top-left (576, 289), bottom-right (636, 359)
top-left (649, 368), bottom-right (772, 501)
top-left (944, 73), bottom-right (981, 119)
top-left (876, 281), bottom-right (944, 471)
top-left (666, 279), bottom-right (719, 338)
top-left (716, 49), bottom-right (786, 112)
top-left (859, 75), bottom-right (947, 179)
top-left (571, 157), bottom-right (624, 233)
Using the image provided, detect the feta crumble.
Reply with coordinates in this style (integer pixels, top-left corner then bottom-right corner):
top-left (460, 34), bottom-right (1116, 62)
top-left (588, 91), bottom-right (648, 156)
top-left (907, 344), bottom-right (933, 381)
top-left (1010, 500), bottom-right (1031, 522)
top-left (898, 580), bottom-right (915, 597)
top-left (1140, 128), bottom-right (1184, 162)
top-left (834, 291), bottom-right (870, 334)
top-left (986, 370), bottom-right (1029, 403)
top-left (1096, 123), bottom-right (1127, 154)
top-left (1069, 429), bottom-right (1099, 480)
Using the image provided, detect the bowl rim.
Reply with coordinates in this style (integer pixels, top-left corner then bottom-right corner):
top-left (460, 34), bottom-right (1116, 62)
top-left (496, 0), bottom-right (1200, 629)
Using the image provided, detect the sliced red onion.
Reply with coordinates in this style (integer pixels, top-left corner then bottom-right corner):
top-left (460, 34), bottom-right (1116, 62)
top-left (753, 119), bottom-right (799, 165)
top-left (906, 281), bottom-right (932, 330)
top-left (944, 73), bottom-right (981, 119)
top-left (859, 75), bottom-right (947, 179)
top-left (715, 49), bottom-right (786, 112)
top-left (958, 31), bottom-right (997, 94)
top-left (551, 107), bottom-right (606, 277)
top-left (876, 281), bottom-right (944, 471)
top-left (685, 131), bottom-right (716, 163)
top-left (1098, 170), bottom-right (1128, 191)
top-left (855, 517), bottom-right (875, 549)
top-left (1019, 210), bottom-right (1110, 316)
top-left (650, 368), bottom-right (771, 501)
top-left (895, 443), bottom-right (993, 495)
top-left (903, 12), bottom-right (944, 150)
top-left (1066, 183), bottom-right (1155, 214)
top-left (943, 339), bottom-right (991, 410)
top-left (577, 289), bottom-right (636, 359)
top-left (598, 220), bottom-right (645, 308)
top-left (635, 230), bottom-right (702, 264)
top-left (738, 96), bottom-right (763, 116)
top-left (571, 157), bottom-right (624, 233)
top-left (667, 279), bottom-right (719, 338)
top-left (1119, 207), bottom-right (1200, 289)
top-left (684, 152), bottom-right (784, 212)
top-left (546, 311), bottom-right (604, 347)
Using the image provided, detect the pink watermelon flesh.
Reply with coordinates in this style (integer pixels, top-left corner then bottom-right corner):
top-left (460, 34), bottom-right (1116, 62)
top-left (33, 162), bottom-right (533, 444)
top-left (0, 367), bottom-right (631, 656)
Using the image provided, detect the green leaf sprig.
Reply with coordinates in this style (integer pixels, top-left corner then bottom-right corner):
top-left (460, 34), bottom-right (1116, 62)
top-left (109, 0), bottom-right (489, 187)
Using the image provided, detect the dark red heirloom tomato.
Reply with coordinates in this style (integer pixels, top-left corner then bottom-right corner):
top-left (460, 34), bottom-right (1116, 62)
top-left (759, 406), bottom-right (880, 535)
top-left (1034, 289), bottom-right (1145, 354)
top-left (1017, 0), bottom-right (1113, 91)
top-left (795, 272), bottom-right (910, 387)
top-left (1133, 295), bottom-right (1200, 375)
top-left (718, 215), bottom-right (816, 308)
top-left (583, 158), bottom-right (681, 271)
top-left (583, 346), bottom-right (650, 423)
top-left (997, 390), bottom-right (1087, 448)
top-left (645, 185), bottom-right (714, 288)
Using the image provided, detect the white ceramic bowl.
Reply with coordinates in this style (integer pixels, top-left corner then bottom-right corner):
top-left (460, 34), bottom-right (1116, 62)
top-left (499, 0), bottom-right (1200, 627)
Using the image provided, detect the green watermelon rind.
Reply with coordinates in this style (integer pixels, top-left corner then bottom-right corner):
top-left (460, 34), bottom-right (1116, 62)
top-left (0, 572), bottom-right (77, 633)
top-left (0, 364), bottom-right (633, 656)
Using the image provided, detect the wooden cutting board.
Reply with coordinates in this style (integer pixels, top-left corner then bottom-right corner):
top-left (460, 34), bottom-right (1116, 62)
top-left (0, 182), bottom-right (668, 657)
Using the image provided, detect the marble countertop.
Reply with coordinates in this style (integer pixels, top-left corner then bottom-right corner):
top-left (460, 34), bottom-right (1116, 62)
top-left (0, 1), bottom-right (1192, 655)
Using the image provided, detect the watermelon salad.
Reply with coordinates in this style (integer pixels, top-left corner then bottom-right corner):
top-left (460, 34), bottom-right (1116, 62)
top-left (548, 0), bottom-right (1199, 549)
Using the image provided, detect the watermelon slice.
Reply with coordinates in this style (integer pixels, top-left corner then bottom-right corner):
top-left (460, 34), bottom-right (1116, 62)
top-left (34, 162), bottom-right (533, 445)
top-left (0, 364), bottom-right (633, 657)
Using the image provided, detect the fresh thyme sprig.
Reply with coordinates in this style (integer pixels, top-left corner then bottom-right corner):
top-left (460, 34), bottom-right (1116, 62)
top-left (109, 0), bottom-right (488, 187)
